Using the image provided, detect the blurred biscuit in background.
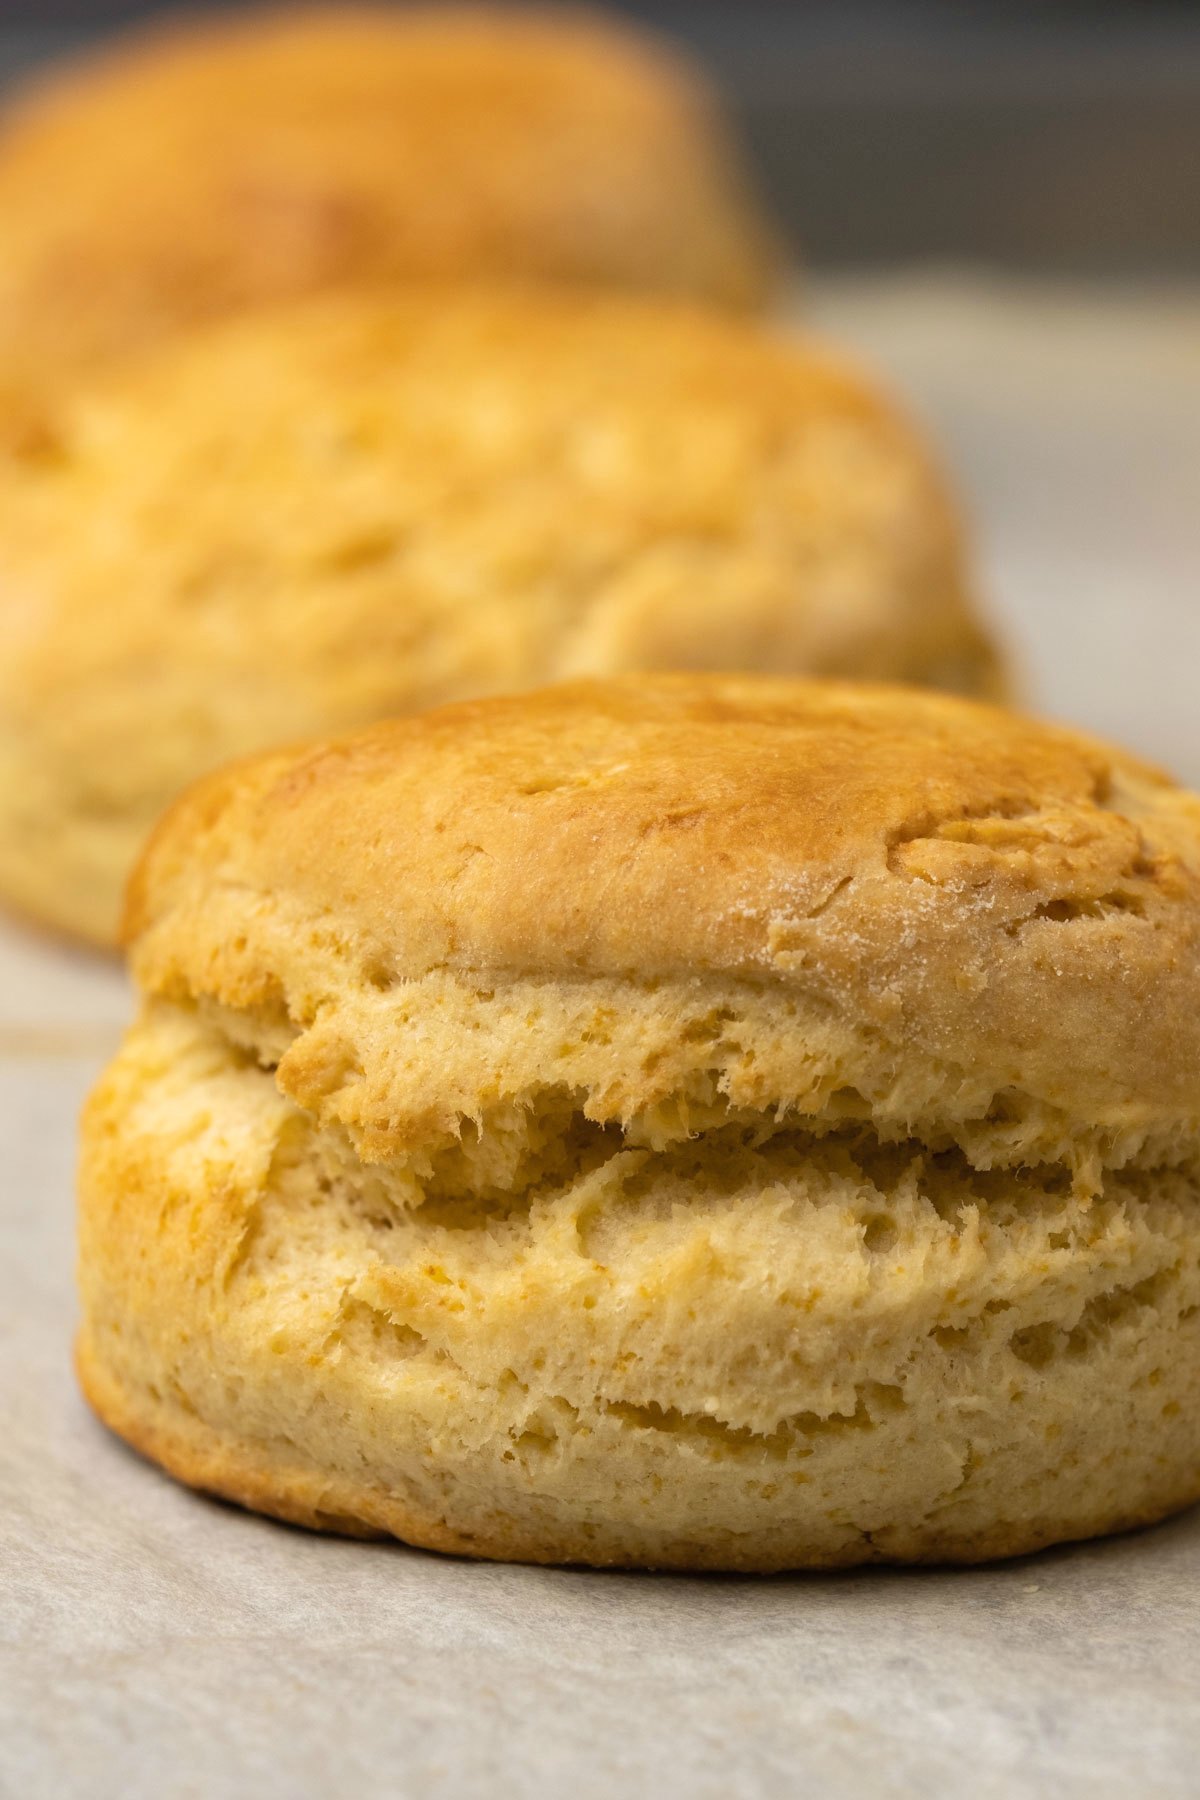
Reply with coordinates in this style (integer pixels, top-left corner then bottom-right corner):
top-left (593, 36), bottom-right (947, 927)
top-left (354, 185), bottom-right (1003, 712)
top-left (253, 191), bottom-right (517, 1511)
top-left (0, 1), bottom-right (776, 384)
top-left (0, 286), bottom-right (1004, 947)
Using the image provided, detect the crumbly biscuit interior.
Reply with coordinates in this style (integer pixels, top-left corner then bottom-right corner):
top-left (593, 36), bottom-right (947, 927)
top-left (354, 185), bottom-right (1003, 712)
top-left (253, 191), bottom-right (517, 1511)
top-left (80, 985), bottom-right (1200, 1566)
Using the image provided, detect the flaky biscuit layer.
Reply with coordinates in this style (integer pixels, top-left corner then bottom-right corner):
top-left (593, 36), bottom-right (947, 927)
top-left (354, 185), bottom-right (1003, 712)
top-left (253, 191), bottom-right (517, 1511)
top-left (130, 678), bottom-right (1200, 1175)
top-left (79, 999), bottom-right (1200, 1569)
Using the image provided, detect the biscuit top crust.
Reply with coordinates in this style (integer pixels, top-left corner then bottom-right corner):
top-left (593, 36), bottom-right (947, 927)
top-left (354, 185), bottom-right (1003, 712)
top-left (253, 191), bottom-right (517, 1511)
top-left (130, 675), bottom-right (1200, 1145)
top-left (0, 2), bottom-right (773, 372)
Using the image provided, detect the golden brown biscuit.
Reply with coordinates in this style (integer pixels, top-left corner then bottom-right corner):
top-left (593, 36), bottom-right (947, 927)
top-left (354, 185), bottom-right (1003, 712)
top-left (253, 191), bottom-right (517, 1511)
top-left (0, 286), bottom-right (1002, 947)
top-left (0, 1), bottom-right (774, 383)
top-left (78, 675), bottom-right (1200, 1570)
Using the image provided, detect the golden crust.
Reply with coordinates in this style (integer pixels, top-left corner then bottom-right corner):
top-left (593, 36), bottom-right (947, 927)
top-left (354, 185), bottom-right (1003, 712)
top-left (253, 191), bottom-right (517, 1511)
top-left (0, 288), bottom-right (1000, 947)
top-left (0, 1), bottom-right (774, 381)
top-left (76, 675), bottom-right (1200, 1570)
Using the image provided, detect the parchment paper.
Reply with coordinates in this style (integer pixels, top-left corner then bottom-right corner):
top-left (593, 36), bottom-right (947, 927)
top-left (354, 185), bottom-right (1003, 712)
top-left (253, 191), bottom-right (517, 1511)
top-left (2, 278), bottom-right (1199, 1799)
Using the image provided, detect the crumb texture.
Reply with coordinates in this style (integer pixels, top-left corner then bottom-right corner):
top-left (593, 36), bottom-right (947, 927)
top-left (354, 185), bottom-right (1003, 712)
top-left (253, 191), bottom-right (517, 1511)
top-left (78, 1000), bottom-right (1200, 1569)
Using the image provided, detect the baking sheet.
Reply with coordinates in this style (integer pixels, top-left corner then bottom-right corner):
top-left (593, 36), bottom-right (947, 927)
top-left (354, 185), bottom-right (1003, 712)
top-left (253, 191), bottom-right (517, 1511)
top-left (2, 277), bottom-right (1199, 1798)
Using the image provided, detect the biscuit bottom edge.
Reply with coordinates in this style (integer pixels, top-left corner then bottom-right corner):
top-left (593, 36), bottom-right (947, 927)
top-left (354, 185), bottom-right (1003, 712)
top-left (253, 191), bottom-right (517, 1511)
top-left (76, 1331), bottom-right (1200, 1572)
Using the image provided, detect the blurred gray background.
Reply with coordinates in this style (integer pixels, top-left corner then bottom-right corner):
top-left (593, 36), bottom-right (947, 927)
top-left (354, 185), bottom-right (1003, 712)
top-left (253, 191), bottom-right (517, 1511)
top-left (2, 0), bottom-right (1199, 272)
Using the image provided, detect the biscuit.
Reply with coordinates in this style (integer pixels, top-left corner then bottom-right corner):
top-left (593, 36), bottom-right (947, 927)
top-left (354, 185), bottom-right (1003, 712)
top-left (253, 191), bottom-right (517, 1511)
top-left (0, 286), bottom-right (1002, 947)
top-left (0, 2), bottom-right (773, 382)
top-left (78, 674), bottom-right (1200, 1569)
